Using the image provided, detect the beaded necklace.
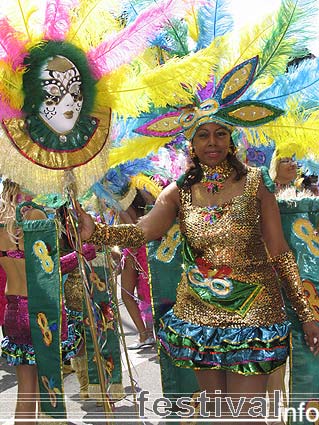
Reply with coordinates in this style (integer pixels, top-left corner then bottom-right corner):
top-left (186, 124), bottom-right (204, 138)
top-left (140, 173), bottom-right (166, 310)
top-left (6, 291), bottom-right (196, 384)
top-left (200, 161), bottom-right (233, 194)
top-left (197, 161), bottom-right (233, 224)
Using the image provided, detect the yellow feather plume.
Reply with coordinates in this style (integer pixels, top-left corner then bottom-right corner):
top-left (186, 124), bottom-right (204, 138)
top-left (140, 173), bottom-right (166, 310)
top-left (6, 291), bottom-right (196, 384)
top-left (0, 62), bottom-right (24, 110)
top-left (104, 35), bottom-right (229, 117)
top-left (67, 0), bottom-right (122, 51)
top-left (130, 174), bottom-right (163, 199)
top-left (184, 6), bottom-right (200, 43)
top-left (2, 1), bottom-right (45, 45)
top-left (242, 107), bottom-right (319, 161)
top-left (94, 65), bottom-right (151, 118)
top-left (108, 136), bottom-right (171, 169)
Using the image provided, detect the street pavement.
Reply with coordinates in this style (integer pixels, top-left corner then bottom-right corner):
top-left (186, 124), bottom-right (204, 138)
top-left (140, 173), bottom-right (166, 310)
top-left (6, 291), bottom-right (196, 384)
top-left (0, 288), bottom-right (167, 425)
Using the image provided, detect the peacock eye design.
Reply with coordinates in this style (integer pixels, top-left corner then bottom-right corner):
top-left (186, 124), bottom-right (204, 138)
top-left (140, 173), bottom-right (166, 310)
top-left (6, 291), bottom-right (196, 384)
top-left (185, 113), bottom-right (195, 122)
top-left (200, 98), bottom-right (219, 113)
top-left (179, 110), bottom-right (196, 128)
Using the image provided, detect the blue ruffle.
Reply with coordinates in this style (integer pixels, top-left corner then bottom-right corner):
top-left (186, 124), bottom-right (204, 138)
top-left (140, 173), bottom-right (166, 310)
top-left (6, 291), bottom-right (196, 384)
top-left (157, 309), bottom-right (290, 374)
top-left (1, 337), bottom-right (36, 366)
top-left (1, 320), bottom-right (83, 366)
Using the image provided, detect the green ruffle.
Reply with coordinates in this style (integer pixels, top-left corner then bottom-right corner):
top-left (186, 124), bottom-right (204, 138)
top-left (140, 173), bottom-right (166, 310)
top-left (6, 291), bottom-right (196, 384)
top-left (260, 166), bottom-right (275, 193)
top-left (27, 114), bottom-right (98, 151)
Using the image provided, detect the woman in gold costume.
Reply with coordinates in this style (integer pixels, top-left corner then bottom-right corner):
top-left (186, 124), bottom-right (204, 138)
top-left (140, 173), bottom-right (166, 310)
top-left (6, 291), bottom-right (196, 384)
top-left (77, 57), bottom-right (319, 423)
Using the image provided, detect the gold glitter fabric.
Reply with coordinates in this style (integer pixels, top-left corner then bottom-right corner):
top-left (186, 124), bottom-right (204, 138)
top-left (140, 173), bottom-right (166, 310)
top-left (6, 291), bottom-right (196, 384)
top-left (270, 251), bottom-right (314, 323)
top-left (64, 269), bottom-right (83, 312)
top-left (174, 166), bottom-right (310, 328)
top-left (87, 222), bottom-right (146, 249)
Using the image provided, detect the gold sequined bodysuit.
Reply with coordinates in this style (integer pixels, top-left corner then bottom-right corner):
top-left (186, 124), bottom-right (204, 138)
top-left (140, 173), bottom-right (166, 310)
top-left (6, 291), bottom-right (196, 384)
top-left (173, 167), bottom-right (307, 328)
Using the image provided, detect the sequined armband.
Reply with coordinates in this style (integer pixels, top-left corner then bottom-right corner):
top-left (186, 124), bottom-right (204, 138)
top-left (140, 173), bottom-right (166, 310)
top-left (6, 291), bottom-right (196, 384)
top-left (271, 251), bottom-right (315, 323)
top-left (87, 222), bottom-right (146, 249)
top-left (86, 223), bottom-right (109, 249)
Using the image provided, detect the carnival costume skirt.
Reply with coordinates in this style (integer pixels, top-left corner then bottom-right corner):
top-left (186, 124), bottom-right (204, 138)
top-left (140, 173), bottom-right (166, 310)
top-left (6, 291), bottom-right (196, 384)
top-left (157, 309), bottom-right (291, 375)
top-left (1, 295), bottom-right (83, 366)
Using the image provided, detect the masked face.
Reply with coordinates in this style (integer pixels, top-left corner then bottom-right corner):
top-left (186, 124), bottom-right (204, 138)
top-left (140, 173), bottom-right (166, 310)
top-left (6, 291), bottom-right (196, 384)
top-left (38, 56), bottom-right (83, 134)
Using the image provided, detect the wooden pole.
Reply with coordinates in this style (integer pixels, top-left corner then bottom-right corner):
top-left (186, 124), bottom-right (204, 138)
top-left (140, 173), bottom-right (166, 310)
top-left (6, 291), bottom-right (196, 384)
top-left (65, 170), bottom-right (113, 423)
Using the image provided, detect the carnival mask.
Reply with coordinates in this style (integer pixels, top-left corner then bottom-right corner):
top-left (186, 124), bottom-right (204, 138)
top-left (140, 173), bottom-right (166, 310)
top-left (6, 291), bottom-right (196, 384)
top-left (38, 56), bottom-right (83, 134)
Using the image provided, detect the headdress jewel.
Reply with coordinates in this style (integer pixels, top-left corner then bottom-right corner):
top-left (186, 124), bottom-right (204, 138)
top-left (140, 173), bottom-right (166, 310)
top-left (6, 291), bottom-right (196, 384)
top-left (134, 56), bottom-right (284, 140)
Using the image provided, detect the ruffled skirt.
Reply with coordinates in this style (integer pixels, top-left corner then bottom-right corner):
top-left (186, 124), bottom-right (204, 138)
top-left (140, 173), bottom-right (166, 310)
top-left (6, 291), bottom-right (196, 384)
top-left (157, 309), bottom-right (290, 375)
top-left (1, 295), bottom-right (83, 366)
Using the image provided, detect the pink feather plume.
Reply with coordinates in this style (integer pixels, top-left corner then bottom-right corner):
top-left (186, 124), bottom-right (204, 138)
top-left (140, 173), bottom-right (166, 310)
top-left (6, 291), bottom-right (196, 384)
top-left (43, 0), bottom-right (79, 41)
top-left (0, 97), bottom-right (23, 121)
top-left (87, 0), bottom-right (192, 79)
top-left (0, 18), bottom-right (27, 70)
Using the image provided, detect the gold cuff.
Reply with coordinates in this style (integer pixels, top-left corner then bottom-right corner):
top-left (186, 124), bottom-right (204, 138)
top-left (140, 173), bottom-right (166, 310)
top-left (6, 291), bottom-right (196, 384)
top-left (271, 251), bottom-right (315, 323)
top-left (87, 222), bottom-right (146, 249)
top-left (87, 223), bottom-right (109, 249)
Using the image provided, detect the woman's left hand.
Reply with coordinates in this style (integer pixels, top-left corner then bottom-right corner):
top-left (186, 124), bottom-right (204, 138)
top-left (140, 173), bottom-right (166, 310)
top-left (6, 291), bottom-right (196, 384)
top-left (75, 201), bottom-right (96, 241)
top-left (303, 321), bottom-right (319, 355)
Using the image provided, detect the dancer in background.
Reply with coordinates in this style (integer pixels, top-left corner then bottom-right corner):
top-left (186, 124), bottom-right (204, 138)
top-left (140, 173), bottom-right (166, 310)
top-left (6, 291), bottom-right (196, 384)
top-left (0, 181), bottom-right (50, 424)
top-left (120, 189), bottom-right (155, 349)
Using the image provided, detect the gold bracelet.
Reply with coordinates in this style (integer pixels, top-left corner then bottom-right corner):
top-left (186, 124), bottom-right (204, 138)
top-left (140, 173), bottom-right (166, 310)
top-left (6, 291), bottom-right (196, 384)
top-left (108, 224), bottom-right (146, 248)
top-left (87, 223), bottom-right (109, 249)
top-left (87, 222), bottom-right (146, 249)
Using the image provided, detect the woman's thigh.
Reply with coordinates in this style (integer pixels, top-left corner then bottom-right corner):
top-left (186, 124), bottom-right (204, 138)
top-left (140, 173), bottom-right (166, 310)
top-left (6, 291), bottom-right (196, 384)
top-left (16, 364), bottom-right (38, 394)
top-left (225, 372), bottom-right (269, 424)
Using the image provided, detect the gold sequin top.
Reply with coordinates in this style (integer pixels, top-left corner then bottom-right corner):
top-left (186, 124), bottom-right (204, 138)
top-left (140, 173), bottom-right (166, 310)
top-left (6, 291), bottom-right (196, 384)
top-left (173, 167), bottom-right (313, 327)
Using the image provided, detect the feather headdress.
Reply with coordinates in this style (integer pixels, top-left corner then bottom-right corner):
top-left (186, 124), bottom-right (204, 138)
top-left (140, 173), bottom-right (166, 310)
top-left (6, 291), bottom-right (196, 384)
top-left (91, 157), bottom-right (166, 212)
top-left (117, 0), bottom-right (319, 163)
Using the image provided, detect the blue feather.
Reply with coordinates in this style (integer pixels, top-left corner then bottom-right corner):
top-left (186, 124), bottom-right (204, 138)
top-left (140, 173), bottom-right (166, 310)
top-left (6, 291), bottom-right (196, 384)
top-left (91, 182), bottom-right (122, 210)
top-left (112, 109), bottom-right (170, 146)
top-left (241, 57), bottom-right (319, 111)
top-left (99, 158), bottom-right (157, 195)
top-left (151, 19), bottom-right (190, 57)
top-left (92, 157), bottom-right (161, 210)
top-left (299, 158), bottom-right (319, 176)
top-left (195, 0), bottom-right (233, 51)
top-left (119, 1), bottom-right (155, 23)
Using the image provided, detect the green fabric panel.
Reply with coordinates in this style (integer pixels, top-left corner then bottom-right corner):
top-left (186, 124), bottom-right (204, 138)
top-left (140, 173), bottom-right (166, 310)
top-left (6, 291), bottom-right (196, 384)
top-left (147, 225), bottom-right (199, 422)
top-left (188, 275), bottom-right (263, 316)
top-left (279, 197), bottom-right (319, 425)
top-left (182, 237), bottom-right (263, 315)
top-left (22, 216), bottom-right (66, 419)
top-left (84, 265), bottom-right (122, 387)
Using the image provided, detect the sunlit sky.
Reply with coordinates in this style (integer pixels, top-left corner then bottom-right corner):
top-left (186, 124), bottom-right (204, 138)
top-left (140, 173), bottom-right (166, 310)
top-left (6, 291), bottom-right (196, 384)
top-left (230, 0), bottom-right (319, 55)
top-left (231, 0), bottom-right (281, 26)
top-left (0, 0), bottom-right (318, 53)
